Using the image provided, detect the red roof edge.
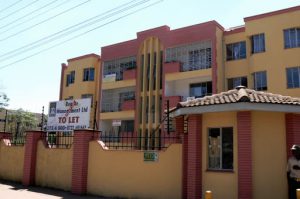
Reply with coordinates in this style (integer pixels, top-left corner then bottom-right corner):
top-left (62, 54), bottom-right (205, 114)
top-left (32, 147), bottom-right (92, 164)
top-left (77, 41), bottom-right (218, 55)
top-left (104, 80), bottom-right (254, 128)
top-left (244, 5), bottom-right (300, 22)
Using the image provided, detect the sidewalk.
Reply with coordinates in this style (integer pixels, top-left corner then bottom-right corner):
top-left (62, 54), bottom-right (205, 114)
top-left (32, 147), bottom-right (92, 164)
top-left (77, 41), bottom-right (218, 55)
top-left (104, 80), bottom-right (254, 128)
top-left (0, 180), bottom-right (112, 199)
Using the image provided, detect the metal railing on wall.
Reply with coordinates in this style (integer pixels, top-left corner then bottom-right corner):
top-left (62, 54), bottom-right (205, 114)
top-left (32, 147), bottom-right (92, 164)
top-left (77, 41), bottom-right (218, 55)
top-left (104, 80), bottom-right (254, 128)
top-left (99, 130), bottom-right (181, 150)
top-left (41, 132), bottom-right (74, 149)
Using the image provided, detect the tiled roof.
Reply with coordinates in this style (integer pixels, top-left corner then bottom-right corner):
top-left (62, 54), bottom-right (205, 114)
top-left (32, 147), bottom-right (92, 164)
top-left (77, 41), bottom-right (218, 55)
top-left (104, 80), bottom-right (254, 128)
top-left (178, 86), bottom-right (300, 108)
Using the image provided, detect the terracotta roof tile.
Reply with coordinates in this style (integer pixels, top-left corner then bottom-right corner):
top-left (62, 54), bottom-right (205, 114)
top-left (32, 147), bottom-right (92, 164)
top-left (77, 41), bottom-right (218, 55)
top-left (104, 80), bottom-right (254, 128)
top-left (178, 86), bottom-right (300, 108)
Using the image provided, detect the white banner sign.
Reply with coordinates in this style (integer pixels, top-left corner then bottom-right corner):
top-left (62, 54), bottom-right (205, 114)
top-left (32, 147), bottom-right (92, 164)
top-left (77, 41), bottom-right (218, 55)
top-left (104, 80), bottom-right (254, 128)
top-left (46, 98), bottom-right (91, 132)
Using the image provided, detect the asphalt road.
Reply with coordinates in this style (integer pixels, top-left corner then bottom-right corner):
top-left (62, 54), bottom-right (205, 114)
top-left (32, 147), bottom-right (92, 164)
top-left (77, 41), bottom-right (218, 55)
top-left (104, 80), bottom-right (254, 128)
top-left (0, 180), bottom-right (113, 199)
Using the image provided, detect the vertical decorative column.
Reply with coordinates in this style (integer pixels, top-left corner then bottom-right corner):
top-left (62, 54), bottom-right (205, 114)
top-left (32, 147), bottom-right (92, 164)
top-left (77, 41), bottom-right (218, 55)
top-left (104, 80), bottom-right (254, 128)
top-left (22, 131), bottom-right (43, 186)
top-left (237, 111), bottom-right (252, 199)
top-left (71, 129), bottom-right (99, 195)
top-left (183, 114), bottom-right (202, 199)
top-left (286, 113), bottom-right (300, 158)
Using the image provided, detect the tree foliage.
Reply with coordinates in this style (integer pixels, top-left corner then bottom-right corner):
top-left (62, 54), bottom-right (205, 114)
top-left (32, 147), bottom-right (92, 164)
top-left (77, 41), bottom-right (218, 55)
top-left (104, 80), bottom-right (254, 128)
top-left (0, 92), bottom-right (9, 109)
top-left (7, 109), bottom-right (38, 135)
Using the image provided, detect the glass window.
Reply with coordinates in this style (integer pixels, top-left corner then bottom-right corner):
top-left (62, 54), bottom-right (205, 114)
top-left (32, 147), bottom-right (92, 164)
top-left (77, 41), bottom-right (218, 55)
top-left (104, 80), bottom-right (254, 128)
top-left (83, 68), bottom-right (95, 81)
top-left (253, 71), bottom-right (267, 91)
top-left (190, 81), bottom-right (212, 98)
top-left (228, 77), bottom-right (248, 90)
top-left (284, 28), bottom-right (300, 49)
top-left (251, 33), bottom-right (265, 53)
top-left (208, 127), bottom-right (233, 170)
top-left (226, 41), bottom-right (246, 61)
top-left (66, 71), bottom-right (75, 86)
top-left (287, 67), bottom-right (300, 88)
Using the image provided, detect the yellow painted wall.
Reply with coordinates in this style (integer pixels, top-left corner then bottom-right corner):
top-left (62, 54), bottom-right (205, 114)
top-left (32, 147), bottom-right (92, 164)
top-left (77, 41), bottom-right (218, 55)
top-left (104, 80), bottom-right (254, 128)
top-left (0, 141), bottom-right (24, 182)
top-left (87, 142), bottom-right (182, 199)
top-left (224, 31), bottom-right (251, 90)
top-left (202, 112), bottom-right (238, 199)
top-left (251, 111), bottom-right (287, 199)
top-left (224, 10), bottom-right (300, 97)
top-left (62, 55), bottom-right (101, 127)
top-left (100, 110), bottom-right (135, 120)
top-left (35, 141), bottom-right (72, 191)
top-left (165, 68), bottom-right (212, 82)
top-left (102, 79), bottom-right (136, 90)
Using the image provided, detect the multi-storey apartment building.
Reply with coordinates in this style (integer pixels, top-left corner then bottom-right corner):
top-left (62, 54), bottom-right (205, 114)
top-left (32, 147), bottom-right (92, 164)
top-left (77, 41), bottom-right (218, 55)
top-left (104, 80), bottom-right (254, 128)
top-left (60, 53), bottom-right (101, 128)
top-left (59, 5), bottom-right (300, 142)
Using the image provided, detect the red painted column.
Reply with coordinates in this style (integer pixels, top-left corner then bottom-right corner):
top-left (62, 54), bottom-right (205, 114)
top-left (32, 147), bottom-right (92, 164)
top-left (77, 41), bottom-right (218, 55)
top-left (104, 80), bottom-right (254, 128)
top-left (237, 111), bottom-right (252, 199)
top-left (71, 130), bottom-right (99, 195)
top-left (286, 113), bottom-right (300, 158)
top-left (182, 132), bottom-right (188, 199)
top-left (184, 114), bottom-right (202, 199)
top-left (22, 131), bottom-right (43, 186)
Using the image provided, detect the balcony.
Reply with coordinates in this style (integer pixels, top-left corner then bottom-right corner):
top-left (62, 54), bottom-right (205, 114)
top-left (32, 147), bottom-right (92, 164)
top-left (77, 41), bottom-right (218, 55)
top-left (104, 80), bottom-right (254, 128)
top-left (164, 61), bottom-right (181, 74)
top-left (164, 96), bottom-right (182, 108)
top-left (123, 69), bottom-right (136, 80)
top-left (121, 99), bottom-right (135, 111)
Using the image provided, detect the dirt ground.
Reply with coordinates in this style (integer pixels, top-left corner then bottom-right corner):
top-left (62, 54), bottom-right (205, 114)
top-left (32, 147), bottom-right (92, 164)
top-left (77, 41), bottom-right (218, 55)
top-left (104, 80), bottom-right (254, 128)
top-left (0, 180), bottom-right (114, 199)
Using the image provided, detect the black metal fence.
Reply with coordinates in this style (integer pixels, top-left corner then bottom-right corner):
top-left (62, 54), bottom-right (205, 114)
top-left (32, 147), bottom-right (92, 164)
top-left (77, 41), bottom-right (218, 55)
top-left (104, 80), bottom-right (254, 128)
top-left (41, 132), bottom-right (74, 149)
top-left (99, 131), bottom-right (181, 150)
top-left (1, 132), bottom-right (26, 146)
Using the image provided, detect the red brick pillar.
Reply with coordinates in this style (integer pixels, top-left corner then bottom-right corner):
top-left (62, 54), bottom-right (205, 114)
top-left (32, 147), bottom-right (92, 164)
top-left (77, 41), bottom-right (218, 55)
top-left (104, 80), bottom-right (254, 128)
top-left (22, 131), bottom-right (43, 186)
top-left (72, 130), bottom-right (99, 195)
top-left (286, 113), bottom-right (300, 158)
top-left (237, 111), bottom-right (252, 199)
top-left (183, 114), bottom-right (202, 199)
top-left (182, 132), bottom-right (188, 199)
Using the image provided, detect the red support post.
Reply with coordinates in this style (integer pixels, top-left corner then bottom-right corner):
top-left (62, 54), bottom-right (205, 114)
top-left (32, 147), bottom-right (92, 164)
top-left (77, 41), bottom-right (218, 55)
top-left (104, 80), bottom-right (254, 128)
top-left (286, 113), bottom-right (300, 158)
top-left (22, 131), bottom-right (43, 186)
top-left (237, 111), bottom-right (252, 199)
top-left (184, 114), bottom-right (202, 199)
top-left (71, 129), bottom-right (99, 195)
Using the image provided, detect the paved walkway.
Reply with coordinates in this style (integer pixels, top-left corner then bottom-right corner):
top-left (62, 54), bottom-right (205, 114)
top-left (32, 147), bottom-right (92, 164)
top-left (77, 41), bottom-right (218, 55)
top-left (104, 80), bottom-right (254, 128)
top-left (0, 180), bottom-right (112, 199)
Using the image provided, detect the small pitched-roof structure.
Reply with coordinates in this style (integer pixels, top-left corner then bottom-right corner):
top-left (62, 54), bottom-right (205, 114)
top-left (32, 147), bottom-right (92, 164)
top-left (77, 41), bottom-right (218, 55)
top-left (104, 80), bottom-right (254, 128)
top-left (171, 86), bottom-right (300, 117)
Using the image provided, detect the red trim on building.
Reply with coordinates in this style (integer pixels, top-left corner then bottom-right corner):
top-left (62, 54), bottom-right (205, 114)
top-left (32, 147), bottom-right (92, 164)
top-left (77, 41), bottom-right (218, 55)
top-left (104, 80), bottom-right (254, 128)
top-left (59, 63), bottom-right (67, 100)
top-left (185, 114), bottom-right (202, 199)
top-left (285, 113), bottom-right (300, 158)
top-left (165, 96), bottom-right (181, 108)
top-left (123, 69), bottom-right (137, 80)
top-left (22, 131), bottom-right (43, 186)
top-left (102, 21), bottom-right (223, 61)
top-left (237, 111), bottom-right (252, 199)
top-left (71, 130), bottom-right (99, 195)
top-left (164, 62), bottom-right (181, 74)
top-left (224, 27), bottom-right (245, 36)
top-left (67, 53), bottom-right (100, 62)
top-left (244, 5), bottom-right (300, 22)
top-left (101, 39), bottom-right (139, 61)
top-left (121, 100), bottom-right (135, 111)
top-left (212, 29), bottom-right (218, 94)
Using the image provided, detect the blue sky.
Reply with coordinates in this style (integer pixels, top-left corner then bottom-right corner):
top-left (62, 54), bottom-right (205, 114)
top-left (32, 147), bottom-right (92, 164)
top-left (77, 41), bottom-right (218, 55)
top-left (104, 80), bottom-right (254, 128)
top-left (0, 0), bottom-right (299, 114)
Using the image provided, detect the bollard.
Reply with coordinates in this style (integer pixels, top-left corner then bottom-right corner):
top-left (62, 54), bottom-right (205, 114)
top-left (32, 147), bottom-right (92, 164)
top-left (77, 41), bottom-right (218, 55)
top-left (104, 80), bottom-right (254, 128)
top-left (205, 190), bottom-right (212, 199)
top-left (297, 189), bottom-right (300, 199)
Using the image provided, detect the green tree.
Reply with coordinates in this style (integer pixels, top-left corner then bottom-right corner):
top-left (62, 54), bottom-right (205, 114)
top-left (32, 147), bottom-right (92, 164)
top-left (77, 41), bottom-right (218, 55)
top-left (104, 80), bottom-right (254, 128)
top-left (0, 92), bottom-right (9, 109)
top-left (7, 109), bottom-right (38, 138)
